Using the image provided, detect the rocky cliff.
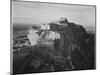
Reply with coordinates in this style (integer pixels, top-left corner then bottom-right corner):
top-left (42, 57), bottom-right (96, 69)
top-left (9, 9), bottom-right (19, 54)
top-left (13, 18), bottom-right (95, 74)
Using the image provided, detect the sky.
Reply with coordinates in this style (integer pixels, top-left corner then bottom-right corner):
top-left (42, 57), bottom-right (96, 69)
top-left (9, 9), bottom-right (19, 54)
top-left (12, 1), bottom-right (95, 30)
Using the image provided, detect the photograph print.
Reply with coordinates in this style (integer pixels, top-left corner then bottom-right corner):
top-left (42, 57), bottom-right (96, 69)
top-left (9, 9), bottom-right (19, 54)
top-left (11, 0), bottom-right (96, 74)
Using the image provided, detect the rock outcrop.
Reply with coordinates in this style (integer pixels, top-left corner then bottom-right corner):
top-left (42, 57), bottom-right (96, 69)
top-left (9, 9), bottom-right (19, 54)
top-left (13, 18), bottom-right (95, 74)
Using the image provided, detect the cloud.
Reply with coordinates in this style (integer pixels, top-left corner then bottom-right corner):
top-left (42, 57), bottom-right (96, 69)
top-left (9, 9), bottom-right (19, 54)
top-left (12, 1), bottom-right (95, 29)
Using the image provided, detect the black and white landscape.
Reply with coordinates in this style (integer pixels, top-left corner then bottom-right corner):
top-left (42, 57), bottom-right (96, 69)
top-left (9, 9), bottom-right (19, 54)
top-left (12, 0), bottom-right (96, 74)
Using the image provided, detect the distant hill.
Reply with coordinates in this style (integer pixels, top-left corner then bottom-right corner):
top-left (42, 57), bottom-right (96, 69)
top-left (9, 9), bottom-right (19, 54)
top-left (13, 23), bottom-right (32, 31)
top-left (85, 26), bottom-right (95, 34)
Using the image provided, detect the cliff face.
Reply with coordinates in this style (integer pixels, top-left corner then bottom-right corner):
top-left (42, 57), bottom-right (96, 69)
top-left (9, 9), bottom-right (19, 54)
top-left (50, 21), bottom-right (95, 70)
top-left (13, 18), bottom-right (95, 74)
